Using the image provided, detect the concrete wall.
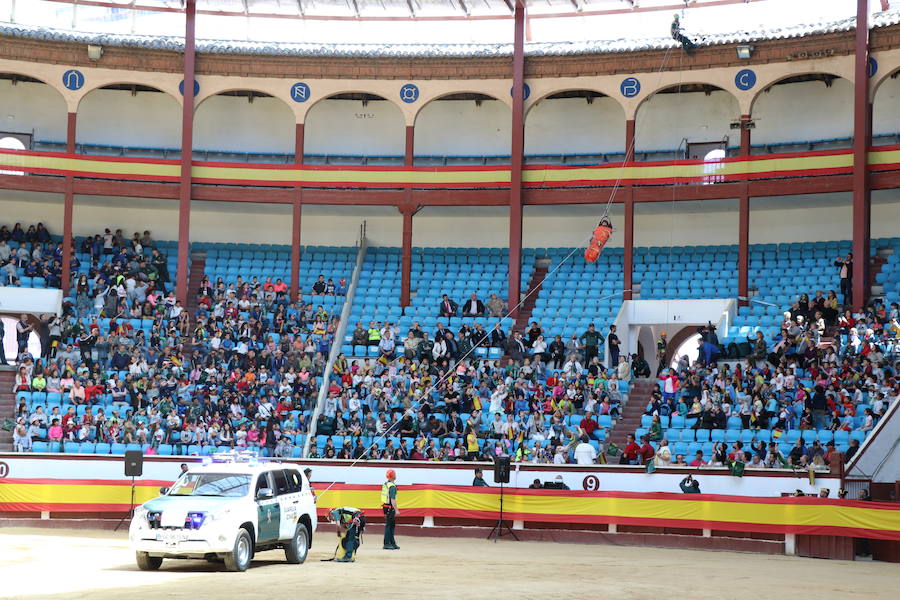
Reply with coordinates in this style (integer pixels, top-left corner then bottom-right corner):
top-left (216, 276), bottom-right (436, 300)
top-left (415, 99), bottom-right (511, 156)
top-left (753, 78), bottom-right (854, 145)
top-left (304, 98), bottom-right (405, 157)
top-left (194, 94), bottom-right (295, 154)
top-left (3, 75), bottom-right (894, 155)
top-left (77, 88), bottom-right (181, 148)
top-left (525, 96), bottom-right (625, 155)
top-left (635, 89), bottom-right (739, 152)
top-left (0, 79), bottom-right (67, 142)
top-left (4, 191), bottom-right (899, 250)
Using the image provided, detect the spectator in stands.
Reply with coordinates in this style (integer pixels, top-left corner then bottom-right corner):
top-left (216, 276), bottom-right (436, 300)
top-left (573, 435), bottom-right (597, 464)
top-left (312, 274), bottom-right (327, 295)
top-left (835, 253), bottom-right (853, 306)
top-left (632, 353), bottom-right (650, 379)
top-left (621, 433), bottom-right (640, 465)
top-left (607, 325), bottom-right (620, 366)
top-left (336, 278), bottom-right (348, 295)
top-left (654, 439), bottom-right (672, 466)
top-left (438, 294), bottom-right (458, 318)
top-left (548, 335), bottom-right (566, 369)
top-left (579, 324), bottom-right (602, 362)
top-left (461, 293), bottom-right (484, 317)
top-left (487, 294), bottom-right (506, 318)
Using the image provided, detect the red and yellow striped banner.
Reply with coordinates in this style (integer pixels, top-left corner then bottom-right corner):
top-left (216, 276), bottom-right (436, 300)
top-left (1, 146), bottom-right (898, 189)
top-left (3, 478), bottom-right (898, 540)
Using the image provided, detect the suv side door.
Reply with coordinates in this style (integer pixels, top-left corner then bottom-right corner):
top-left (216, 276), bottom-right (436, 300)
top-left (276, 468), bottom-right (302, 539)
top-left (255, 471), bottom-right (281, 544)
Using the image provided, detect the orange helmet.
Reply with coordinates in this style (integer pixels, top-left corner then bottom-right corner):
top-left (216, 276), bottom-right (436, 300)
top-left (386, 469), bottom-right (396, 481)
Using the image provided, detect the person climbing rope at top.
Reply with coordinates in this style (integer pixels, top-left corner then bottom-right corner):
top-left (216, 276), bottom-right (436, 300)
top-left (671, 14), bottom-right (696, 55)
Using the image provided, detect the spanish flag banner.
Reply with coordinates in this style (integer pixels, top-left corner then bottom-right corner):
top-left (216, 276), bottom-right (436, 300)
top-left (3, 479), bottom-right (898, 540)
top-left (0, 146), bottom-right (896, 189)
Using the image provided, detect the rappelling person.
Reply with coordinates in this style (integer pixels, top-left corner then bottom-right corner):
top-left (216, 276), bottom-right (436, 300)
top-left (671, 14), bottom-right (696, 55)
top-left (584, 217), bottom-right (614, 263)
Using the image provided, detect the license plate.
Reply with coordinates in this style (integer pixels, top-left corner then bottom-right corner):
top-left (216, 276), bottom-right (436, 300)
top-left (156, 530), bottom-right (189, 545)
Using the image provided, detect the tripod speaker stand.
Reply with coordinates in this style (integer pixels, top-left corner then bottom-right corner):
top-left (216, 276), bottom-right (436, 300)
top-left (487, 456), bottom-right (519, 542)
top-left (115, 450), bottom-right (143, 532)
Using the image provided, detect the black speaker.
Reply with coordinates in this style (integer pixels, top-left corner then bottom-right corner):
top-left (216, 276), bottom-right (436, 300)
top-left (124, 450), bottom-right (143, 477)
top-left (493, 456), bottom-right (510, 484)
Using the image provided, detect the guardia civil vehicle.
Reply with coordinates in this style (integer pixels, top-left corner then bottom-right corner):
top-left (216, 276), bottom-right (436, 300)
top-left (129, 452), bottom-right (317, 572)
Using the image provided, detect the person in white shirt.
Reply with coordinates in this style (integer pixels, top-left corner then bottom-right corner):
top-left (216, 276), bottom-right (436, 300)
top-left (553, 445), bottom-right (567, 465)
top-left (655, 439), bottom-right (672, 466)
top-left (573, 436), bottom-right (597, 465)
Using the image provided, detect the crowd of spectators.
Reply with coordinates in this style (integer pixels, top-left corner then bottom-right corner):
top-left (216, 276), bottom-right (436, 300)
top-left (7, 229), bottom-right (897, 471)
top-left (1, 222), bottom-right (65, 287)
top-left (8, 224), bottom-right (348, 456)
top-left (632, 293), bottom-right (898, 471)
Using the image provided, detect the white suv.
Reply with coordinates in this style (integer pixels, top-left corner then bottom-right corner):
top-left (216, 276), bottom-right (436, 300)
top-left (129, 457), bottom-right (317, 572)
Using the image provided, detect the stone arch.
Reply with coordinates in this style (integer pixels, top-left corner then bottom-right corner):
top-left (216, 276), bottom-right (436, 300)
top-left (634, 83), bottom-right (740, 155)
top-left (76, 83), bottom-right (182, 150)
top-left (413, 91), bottom-right (511, 159)
top-left (525, 89), bottom-right (627, 157)
top-left (304, 91), bottom-right (406, 159)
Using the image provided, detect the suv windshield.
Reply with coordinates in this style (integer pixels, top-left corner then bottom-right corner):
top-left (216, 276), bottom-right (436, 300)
top-left (169, 473), bottom-right (252, 497)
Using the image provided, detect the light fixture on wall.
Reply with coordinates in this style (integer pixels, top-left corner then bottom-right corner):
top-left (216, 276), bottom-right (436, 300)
top-left (736, 45), bottom-right (753, 60)
top-left (87, 44), bottom-right (104, 60)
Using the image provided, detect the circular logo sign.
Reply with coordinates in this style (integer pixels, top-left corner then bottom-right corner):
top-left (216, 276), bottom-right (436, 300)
top-left (868, 56), bottom-right (878, 78)
top-left (179, 79), bottom-right (200, 97)
top-left (62, 69), bottom-right (84, 91)
top-left (290, 82), bottom-right (311, 103)
top-left (509, 83), bottom-right (531, 100)
top-left (620, 77), bottom-right (641, 98)
top-left (735, 68), bottom-right (757, 91)
top-left (399, 83), bottom-right (419, 104)
top-left (0, 461), bottom-right (8, 478)
top-left (582, 475), bottom-right (600, 491)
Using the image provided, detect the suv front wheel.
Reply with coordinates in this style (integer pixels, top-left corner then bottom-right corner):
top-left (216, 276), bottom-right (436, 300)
top-left (224, 528), bottom-right (253, 572)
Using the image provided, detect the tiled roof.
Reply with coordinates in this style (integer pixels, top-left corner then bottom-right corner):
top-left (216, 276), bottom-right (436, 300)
top-left (0, 10), bottom-right (898, 59)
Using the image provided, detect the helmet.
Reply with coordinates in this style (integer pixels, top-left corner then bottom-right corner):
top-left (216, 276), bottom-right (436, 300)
top-left (385, 469), bottom-right (396, 481)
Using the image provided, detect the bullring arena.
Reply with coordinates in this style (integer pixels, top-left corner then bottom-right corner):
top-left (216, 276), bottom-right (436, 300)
top-left (2, 0), bottom-right (900, 598)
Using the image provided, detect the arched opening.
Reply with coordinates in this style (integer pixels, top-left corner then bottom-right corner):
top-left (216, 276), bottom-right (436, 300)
top-left (873, 69), bottom-right (900, 146)
top-left (414, 93), bottom-right (510, 164)
top-left (0, 73), bottom-right (67, 151)
top-left (525, 89), bottom-right (625, 162)
top-left (77, 84), bottom-right (181, 156)
top-left (670, 333), bottom-right (702, 370)
top-left (304, 93), bottom-right (405, 164)
top-left (194, 89), bottom-right (295, 159)
top-left (0, 136), bottom-right (26, 175)
top-left (751, 73), bottom-right (852, 151)
top-left (635, 83), bottom-right (739, 160)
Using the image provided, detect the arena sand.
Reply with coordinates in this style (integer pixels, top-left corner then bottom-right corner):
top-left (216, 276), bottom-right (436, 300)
top-left (1, 528), bottom-right (898, 599)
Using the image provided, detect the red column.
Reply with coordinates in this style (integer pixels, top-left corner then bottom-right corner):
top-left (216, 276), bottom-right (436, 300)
top-left (738, 114), bottom-right (752, 307)
top-left (399, 204), bottom-right (417, 307)
top-left (507, 0), bottom-right (526, 317)
top-left (404, 125), bottom-right (415, 167)
top-left (61, 112), bottom-right (76, 296)
top-left (290, 123), bottom-right (304, 302)
top-left (851, 0), bottom-right (871, 310)
top-left (175, 0), bottom-right (197, 303)
top-left (622, 119), bottom-right (636, 301)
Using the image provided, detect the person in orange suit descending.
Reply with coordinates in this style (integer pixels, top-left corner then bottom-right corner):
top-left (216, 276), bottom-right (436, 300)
top-left (584, 217), bottom-right (614, 263)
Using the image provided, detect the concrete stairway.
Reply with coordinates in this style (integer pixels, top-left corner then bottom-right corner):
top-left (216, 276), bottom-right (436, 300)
top-left (606, 378), bottom-right (656, 448)
top-left (0, 367), bottom-right (17, 451)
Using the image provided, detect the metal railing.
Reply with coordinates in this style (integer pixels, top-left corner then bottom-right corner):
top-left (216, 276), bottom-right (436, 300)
top-left (301, 221), bottom-right (367, 458)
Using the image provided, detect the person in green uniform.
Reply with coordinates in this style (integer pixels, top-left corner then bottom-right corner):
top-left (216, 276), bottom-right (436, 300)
top-left (329, 506), bottom-right (364, 562)
top-left (382, 469), bottom-right (399, 550)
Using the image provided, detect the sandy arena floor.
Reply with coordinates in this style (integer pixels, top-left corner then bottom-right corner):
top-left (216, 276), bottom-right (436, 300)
top-left (0, 528), bottom-right (898, 600)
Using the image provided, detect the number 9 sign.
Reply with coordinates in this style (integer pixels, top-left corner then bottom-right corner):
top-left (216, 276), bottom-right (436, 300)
top-left (582, 475), bottom-right (600, 491)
